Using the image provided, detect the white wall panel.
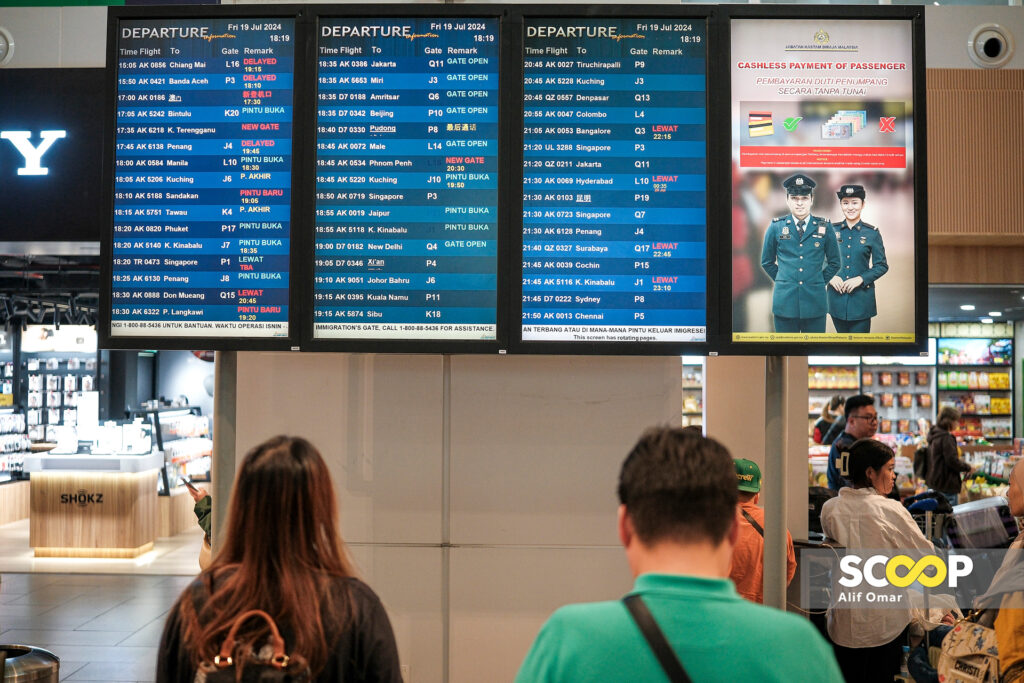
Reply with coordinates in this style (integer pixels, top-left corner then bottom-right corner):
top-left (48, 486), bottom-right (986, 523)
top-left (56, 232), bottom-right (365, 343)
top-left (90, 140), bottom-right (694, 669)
top-left (0, 8), bottom-right (61, 68)
top-left (349, 544), bottom-right (444, 683)
top-left (235, 352), bottom-right (444, 545)
top-left (449, 546), bottom-right (630, 683)
top-left (59, 7), bottom-right (106, 68)
top-left (449, 355), bottom-right (682, 546)
top-left (926, 6), bottom-right (1024, 70)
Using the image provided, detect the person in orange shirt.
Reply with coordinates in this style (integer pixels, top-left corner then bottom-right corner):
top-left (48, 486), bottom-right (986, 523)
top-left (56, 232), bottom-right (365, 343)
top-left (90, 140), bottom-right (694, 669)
top-left (728, 458), bottom-right (797, 604)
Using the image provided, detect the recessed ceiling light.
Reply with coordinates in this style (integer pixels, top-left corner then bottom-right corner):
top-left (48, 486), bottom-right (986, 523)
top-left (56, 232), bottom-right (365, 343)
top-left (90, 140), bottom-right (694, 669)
top-left (960, 304), bottom-right (976, 311)
top-left (981, 318), bottom-right (994, 324)
top-left (988, 312), bottom-right (1002, 317)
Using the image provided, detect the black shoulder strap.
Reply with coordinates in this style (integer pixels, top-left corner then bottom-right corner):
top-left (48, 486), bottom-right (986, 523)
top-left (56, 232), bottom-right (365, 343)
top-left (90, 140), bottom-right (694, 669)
top-left (740, 508), bottom-right (764, 537)
top-left (623, 594), bottom-right (692, 683)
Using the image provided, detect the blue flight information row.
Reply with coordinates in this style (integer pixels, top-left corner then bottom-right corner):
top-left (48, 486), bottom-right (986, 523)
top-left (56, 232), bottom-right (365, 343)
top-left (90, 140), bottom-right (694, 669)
top-left (521, 19), bottom-right (708, 343)
top-left (111, 18), bottom-right (295, 339)
top-left (313, 18), bottom-right (500, 340)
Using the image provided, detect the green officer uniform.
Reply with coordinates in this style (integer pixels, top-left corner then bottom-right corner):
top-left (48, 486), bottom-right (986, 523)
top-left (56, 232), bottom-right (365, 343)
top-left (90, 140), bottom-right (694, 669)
top-left (761, 213), bottom-right (840, 333)
top-left (828, 220), bottom-right (888, 332)
top-left (827, 184), bottom-right (889, 334)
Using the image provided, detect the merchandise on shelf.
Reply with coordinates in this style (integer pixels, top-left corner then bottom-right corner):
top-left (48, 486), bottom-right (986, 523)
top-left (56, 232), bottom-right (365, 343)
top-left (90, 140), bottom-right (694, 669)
top-left (164, 437), bottom-right (213, 463)
top-left (681, 367), bottom-right (702, 390)
top-left (992, 397), bottom-right (1011, 415)
top-left (137, 409), bottom-right (214, 492)
top-left (808, 366), bottom-right (859, 390)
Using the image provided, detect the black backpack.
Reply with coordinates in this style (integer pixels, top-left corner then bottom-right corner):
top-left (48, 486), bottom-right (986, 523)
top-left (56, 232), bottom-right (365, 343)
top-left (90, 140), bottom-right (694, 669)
top-left (195, 610), bottom-right (311, 683)
top-left (913, 445), bottom-right (929, 481)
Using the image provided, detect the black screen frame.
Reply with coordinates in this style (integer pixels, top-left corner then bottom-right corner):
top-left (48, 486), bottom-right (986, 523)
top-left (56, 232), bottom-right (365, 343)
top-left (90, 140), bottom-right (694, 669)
top-left (506, 5), bottom-right (720, 357)
top-left (716, 5), bottom-right (928, 357)
top-left (299, 5), bottom-right (511, 355)
top-left (99, 4), bottom-right (311, 351)
top-left (98, 4), bottom-right (927, 358)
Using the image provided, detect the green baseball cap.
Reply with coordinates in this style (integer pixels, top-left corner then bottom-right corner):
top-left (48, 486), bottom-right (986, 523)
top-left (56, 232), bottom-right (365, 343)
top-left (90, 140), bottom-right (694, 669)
top-left (734, 459), bottom-right (762, 493)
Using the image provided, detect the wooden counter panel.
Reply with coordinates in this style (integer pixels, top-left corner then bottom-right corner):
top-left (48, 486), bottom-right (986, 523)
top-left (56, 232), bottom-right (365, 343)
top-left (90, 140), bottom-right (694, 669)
top-left (30, 471), bottom-right (157, 552)
top-left (0, 480), bottom-right (30, 525)
top-left (159, 485), bottom-right (200, 538)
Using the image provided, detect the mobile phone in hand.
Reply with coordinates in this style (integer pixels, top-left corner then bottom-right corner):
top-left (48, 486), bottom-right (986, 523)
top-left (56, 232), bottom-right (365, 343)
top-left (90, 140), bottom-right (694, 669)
top-left (179, 475), bottom-right (199, 492)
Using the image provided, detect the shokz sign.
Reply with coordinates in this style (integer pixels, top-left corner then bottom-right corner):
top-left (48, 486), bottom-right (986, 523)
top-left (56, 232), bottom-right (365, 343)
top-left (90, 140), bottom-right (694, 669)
top-left (0, 68), bottom-right (104, 241)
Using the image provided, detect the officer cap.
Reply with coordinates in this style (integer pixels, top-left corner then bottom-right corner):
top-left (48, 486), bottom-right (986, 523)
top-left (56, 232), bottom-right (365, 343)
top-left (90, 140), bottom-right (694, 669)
top-left (783, 173), bottom-right (815, 196)
top-left (837, 184), bottom-right (866, 200)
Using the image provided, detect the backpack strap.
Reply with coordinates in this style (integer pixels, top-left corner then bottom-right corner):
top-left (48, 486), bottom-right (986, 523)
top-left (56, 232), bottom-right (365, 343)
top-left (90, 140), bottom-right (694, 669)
top-left (741, 508), bottom-right (764, 537)
top-left (623, 594), bottom-right (692, 683)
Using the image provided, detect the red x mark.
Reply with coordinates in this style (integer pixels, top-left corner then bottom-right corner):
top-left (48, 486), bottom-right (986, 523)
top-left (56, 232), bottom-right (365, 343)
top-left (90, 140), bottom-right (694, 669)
top-left (879, 117), bottom-right (896, 133)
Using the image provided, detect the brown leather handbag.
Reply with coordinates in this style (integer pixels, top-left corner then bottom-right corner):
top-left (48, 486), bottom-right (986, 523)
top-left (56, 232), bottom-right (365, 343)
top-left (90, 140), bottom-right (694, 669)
top-left (194, 609), bottom-right (311, 683)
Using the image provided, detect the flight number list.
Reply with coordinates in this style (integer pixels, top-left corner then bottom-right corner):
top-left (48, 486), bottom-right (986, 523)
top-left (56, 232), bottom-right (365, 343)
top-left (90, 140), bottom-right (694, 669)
top-left (111, 18), bottom-right (295, 339)
top-left (521, 19), bottom-right (708, 343)
top-left (313, 18), bottom-right (500, 340)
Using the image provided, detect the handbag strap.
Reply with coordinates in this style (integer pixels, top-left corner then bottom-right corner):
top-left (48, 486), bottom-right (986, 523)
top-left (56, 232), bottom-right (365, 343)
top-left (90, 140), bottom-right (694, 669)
top-left (216, 609), bottom-right (290, 669)
top-left (623, 594), bottom-right (693, 683)
top-left (740, 509), bottom-right (764, 537)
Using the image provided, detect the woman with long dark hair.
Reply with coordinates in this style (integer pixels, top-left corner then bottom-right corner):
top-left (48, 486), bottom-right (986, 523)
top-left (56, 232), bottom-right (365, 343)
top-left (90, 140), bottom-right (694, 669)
top-left (820, 438), bottom-right (936, 682)
top-left (156, 435), bottom-right (402, 682)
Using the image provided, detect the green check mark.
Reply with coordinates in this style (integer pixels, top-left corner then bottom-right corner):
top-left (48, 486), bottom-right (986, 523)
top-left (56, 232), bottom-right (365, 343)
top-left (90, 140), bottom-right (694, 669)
top-left (783, 117), bottom-right (803, 132)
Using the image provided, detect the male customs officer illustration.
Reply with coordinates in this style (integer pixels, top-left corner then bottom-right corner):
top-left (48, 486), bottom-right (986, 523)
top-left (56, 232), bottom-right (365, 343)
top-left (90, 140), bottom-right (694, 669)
top-left (827, 184), bottom-right (888, 333)
top-left (760, 174), bottom-right (840, 333)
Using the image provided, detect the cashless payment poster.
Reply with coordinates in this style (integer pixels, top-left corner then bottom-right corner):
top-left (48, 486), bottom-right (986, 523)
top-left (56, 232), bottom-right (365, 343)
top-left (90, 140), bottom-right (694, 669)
top-left (111, 19), bottom-right (295, 339)
top-left (521, 18), bottom-right (708, 343)
top-left (730, 19), bottom-right (916, 343)
top-left (313, 19), bottom-right (499, 341)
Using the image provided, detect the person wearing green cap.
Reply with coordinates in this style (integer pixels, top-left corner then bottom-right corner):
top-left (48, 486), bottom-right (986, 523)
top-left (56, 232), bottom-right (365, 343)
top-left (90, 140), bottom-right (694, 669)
top-left (729, 458), bottom-right (797, 604)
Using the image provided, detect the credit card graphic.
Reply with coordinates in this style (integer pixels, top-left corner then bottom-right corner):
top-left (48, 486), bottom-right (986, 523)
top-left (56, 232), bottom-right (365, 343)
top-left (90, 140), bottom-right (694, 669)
top-left (748, 111), bottom-right (774, 138)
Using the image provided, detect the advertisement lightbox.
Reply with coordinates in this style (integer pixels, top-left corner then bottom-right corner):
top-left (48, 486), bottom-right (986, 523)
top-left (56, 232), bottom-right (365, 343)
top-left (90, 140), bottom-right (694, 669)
top-left (726, 7), bottom-right (926, 355)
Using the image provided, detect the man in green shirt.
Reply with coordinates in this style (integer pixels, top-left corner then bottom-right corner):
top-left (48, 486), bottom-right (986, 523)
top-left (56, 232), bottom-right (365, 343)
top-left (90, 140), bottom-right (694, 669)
top-left (515, 427), bottom-right (843, 683)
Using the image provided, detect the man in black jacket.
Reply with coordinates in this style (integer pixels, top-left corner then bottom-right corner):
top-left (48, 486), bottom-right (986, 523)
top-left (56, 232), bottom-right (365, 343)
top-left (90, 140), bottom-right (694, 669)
top-left (926, 406), bottom-right (973, 506)
top-left (826, 394), bottom-right (877, 493)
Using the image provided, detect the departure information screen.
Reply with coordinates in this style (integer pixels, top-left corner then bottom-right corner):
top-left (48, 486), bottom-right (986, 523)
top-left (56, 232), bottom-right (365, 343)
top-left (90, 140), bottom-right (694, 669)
top-left (313, 18), bottom-right (499, 341)
top-left (521, 18), bottom-right (708, 343)
top-left (110, 18), bottom-right (295, 338)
